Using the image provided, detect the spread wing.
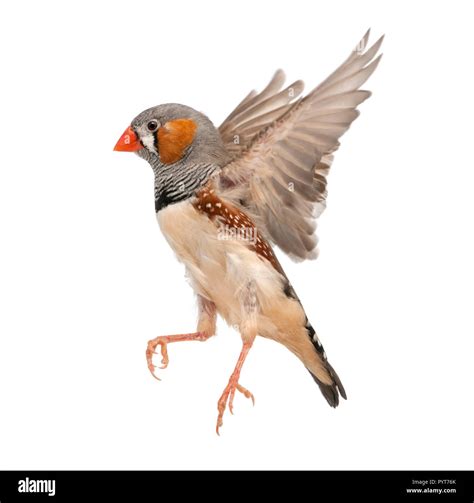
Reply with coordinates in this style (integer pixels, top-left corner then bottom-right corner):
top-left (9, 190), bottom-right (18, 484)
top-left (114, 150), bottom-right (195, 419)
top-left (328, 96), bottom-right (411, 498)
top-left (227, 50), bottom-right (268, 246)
top-left (217, 30), bottom-right (383, 260)
top-left (218, 69), bottom-right (304, 159)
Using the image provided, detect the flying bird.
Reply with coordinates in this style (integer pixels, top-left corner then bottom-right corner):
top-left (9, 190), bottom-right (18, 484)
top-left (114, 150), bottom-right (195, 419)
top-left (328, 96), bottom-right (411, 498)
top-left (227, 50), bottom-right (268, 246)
top-left (114, 31), bottom-right (383, 433)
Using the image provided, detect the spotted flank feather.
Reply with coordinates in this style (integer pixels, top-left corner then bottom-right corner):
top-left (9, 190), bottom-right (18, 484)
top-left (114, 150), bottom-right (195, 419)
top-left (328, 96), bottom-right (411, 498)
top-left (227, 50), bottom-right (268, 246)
top-left (193, 185), bottom-right (283, 272)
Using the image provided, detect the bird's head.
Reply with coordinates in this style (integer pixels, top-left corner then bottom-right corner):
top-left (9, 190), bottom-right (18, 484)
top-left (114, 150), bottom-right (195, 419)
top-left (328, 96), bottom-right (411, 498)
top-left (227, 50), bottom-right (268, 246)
top-left (114, 103), bottom-right (229, 168)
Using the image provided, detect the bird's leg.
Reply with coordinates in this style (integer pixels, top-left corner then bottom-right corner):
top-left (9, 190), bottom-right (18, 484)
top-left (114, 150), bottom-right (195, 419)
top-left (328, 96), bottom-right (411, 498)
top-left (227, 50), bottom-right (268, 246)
top-left (216, 281), bottom-right (257, 435)
top-left (146, 331), bottom-right (209, 379)
top-left (146, 296), bottom-right (216, 380)
top-left (216, 341), bottom-right (255, 434)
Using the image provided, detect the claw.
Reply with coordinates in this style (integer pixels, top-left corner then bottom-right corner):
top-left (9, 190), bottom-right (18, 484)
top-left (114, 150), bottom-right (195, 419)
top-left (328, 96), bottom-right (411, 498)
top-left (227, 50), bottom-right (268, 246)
top-left (145, 331), bottom-right (207, 380)
top-left (159, 344), bottom-right (169, 369)
top-left (216, 393), bottom-right (228, 435)
top-left (215, 380), bottom-right (254, 434)
top-left (147, 362), bottom-right (161, 381)
top-left (146, 339), bottom-right (167, 380)
top-left (237, 383), bottom-right (255, 406)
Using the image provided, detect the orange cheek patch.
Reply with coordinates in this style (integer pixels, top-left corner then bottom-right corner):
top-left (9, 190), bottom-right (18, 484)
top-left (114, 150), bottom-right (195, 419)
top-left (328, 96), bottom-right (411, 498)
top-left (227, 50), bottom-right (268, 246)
top-left (157, 118), bottom-right (197, 164)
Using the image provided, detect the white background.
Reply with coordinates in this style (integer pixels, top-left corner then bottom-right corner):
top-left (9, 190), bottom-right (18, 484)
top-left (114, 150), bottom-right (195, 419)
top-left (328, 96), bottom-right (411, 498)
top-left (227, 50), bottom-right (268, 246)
top-left (0, 0), bottom-right (472, 470)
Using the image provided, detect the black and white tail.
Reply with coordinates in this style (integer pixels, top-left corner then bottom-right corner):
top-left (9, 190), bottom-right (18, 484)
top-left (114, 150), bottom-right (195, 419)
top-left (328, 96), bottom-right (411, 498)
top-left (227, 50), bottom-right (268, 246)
top-left (306, 321), bottom-right (347, 407)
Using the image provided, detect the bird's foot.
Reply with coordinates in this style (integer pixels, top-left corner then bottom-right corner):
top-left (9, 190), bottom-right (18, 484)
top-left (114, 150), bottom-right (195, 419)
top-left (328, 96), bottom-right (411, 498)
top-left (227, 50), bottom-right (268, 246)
top-left (146, 331), bottom-right (208, 380)
top-left (216, 379), bottom-right (255, 435)
top-left (146, 337), bottom-right (170, 380)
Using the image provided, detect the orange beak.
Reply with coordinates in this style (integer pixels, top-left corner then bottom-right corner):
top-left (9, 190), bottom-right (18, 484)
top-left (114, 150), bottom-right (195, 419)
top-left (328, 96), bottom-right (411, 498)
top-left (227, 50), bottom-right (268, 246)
top-left (113, 126), bottom-right (143, 152)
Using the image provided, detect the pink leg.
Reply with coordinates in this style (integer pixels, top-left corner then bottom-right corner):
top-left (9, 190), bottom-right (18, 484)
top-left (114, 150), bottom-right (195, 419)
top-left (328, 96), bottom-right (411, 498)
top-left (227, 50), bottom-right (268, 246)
top-left (146, 296), bottom-right (216, 380)
top-left (216, 341), bottom-right (255, 435)
top-left (146, 331), bottom-right (211, 380)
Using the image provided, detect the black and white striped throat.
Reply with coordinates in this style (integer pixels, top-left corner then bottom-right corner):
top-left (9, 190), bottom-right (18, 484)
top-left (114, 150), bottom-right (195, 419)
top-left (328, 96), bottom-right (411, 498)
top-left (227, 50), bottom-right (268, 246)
top-left (154, 162), bottom-right (219, 212)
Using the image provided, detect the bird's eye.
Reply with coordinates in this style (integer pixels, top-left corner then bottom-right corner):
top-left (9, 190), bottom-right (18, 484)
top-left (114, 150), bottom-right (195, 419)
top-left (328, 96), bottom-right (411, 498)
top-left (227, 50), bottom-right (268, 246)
top-left (147, 120), bottom-right (159, 132)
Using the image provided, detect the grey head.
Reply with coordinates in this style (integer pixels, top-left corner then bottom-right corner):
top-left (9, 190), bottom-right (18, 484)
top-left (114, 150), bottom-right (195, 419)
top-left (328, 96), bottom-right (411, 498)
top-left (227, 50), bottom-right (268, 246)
top-left (129, 104), bottom-right (228, 168)
top-left (121, 103), bottom-right (230, 212)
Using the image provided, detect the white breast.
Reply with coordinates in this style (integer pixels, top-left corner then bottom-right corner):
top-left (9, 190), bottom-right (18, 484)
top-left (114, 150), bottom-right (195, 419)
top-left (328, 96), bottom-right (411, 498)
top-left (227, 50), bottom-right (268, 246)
top-left (157, 201), bottom-right (285, 327)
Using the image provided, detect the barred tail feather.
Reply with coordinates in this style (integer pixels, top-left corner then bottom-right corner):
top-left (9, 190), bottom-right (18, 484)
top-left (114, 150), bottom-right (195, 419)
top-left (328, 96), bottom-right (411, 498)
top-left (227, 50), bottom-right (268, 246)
top-left (306, 322), bottom-right (347, 407)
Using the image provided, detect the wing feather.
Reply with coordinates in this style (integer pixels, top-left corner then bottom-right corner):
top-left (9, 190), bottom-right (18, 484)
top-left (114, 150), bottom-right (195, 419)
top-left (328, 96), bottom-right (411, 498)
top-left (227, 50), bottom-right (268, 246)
top-left (217, 32), bottom-right (383, 260)
top-left (218, 70), bottom-right (304, 158)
